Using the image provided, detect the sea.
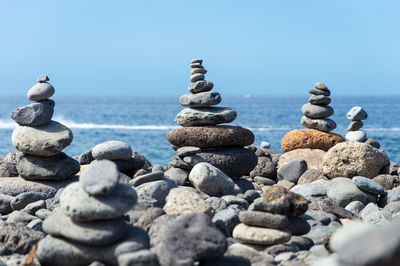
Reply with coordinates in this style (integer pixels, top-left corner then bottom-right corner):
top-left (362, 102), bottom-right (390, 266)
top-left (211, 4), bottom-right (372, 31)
top-left (1, 95), bottom-right (399, 166)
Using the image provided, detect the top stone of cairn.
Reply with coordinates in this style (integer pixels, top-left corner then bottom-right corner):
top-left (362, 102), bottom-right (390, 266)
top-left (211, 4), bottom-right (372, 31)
top-left (27, 75), bottom-right (55, 101)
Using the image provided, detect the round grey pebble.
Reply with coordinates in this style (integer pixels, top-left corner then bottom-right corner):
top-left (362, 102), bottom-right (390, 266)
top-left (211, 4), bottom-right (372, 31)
top-left (277, 158), bottom-right (308, 183)
top-left (92, 141), bottom-right (132, 161)
top-left (27, 82), bottom-right (55, 101)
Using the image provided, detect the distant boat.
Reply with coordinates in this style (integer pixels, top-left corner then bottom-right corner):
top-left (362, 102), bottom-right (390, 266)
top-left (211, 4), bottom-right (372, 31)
top-left (244, 94), bottom-right (251, 98)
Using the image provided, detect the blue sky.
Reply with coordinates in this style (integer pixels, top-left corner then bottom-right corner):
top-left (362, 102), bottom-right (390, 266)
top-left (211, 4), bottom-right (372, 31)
top-left (0, 0), bottom-right (399, 95)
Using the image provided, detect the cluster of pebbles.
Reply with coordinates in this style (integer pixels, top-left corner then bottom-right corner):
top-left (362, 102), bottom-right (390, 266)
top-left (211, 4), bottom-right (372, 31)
top-left (11, 75), bottom-right (80, 181)
top-left (167, 59), bottom-right (258, 178)
top-left (301, 82), bottom-right (336, 132)
top-left (345, 106), bottom-right (368, 142)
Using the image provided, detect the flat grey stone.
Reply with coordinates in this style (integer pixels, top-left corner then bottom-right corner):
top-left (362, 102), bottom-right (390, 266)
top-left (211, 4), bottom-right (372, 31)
top-left (254, 176), bottom-right (276, 186)
top-left (169, 155), bottom-right (191, 170)
top-left (191, 67), bottom-right (207, 75)
top-left (301, 116), bottom-right (336, 132)
top-left (308, 88), bottom-right (330, 96)
top-left (379, 190), bottom-right (400, 206)
top-left (175, 107), bottom-right (237, 126)
top-left (35, 208), bottom-right (52, 220)
top-left (365, 138), bottom-right (381, 149)
top-left (232, 223), bottom-right (291, 245)
top-left (239, 210), bottom-right (289, 228)
top-left (190, 73), bottom-right (205, 82)
top-left (129, 171), bottom-right (164, 187)
top-left (345, 130), bottom-right (367, 142)
top-left (290, 183), bottom-right (327, 201)
top-left (80, 159), bottom-right (120, 196)
top-left (135, 178), bottom-right (177, 208)
top-left (183, 154), bottom-right (205, 167)
top-left (345, 201), bottom-right (365, 214)
top-left (37, 75), bottom-right (49, 83)
top-left (191, 59), bottom-right (203, 64)
top-left (12, 121), bottom-right (73, 157)
top-left (21, 199), bottom-right (46, 215)
top-left (60, 182), bottom-right (137, 222)
top-left (346, 106), bottom-right (368, 121)
top-left (286, 217), bottom-right (311, 235)
top-left (205, 197), bottom-right (228, 212)
top-left (118, 250), bottom-right (160, 266)
top-left (27, 82), bottom-right (55, 101)
top-left (43, 210), bottom-right (129, 245)
top-left (164, 167), bottom-right (188, 185)
top-left (308, 95), bottom-right (331, 105)
top-left (222, 195), bottom-right (249, 209)
top-left (92, 141), bottom-right (132, 160)
top-left (190, 62), bottom-right (203, 68)
top-left (277, 158), bottom-right (308, 183)
top-left (301, 103), bottom-right (334, 119)
top-left (11, 99), bottom-right (55, 127)
top-left (347, 120), bottom-right (363, 131)
top-left (7, 210), bottom-right (37, 224)
top-left (176, 146), bottom-right (201, 157)
top-left (352, 176), bottom-right (385, 195)
top-left (179, 92), bottom-right (221, 107)
top-left (188, 80), bottom-right (214, 94)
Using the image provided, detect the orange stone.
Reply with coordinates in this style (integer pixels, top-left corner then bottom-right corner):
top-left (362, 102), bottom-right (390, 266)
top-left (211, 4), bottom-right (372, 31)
top-left (281, 128), bottom-right (344, 152)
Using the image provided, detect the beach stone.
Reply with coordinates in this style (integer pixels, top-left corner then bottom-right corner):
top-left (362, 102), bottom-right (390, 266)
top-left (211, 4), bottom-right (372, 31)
top-left (60, 182), bottom-right (137, 222)
top-left (0, 194), bottom-right (13, 214)
top-left (163, 187), bottom-right (213, 216)
top-left (301, 116), bottom-right (337, 132)
top-left (314, 82), bottom-right (328, 90)
top-left (27, 82), bottom-right (55, 101)
top-left (11, 100), bottom-right (55, 127)
top-left (276, 180), bottom-right (294, 190)
top-left (153, 213), bottom-right (227, 266)
top-left (346, 106), bottom-right (368, 120)
top-left (191, 67), bottom-right (207, 75)
top-left (239, 211), bottom-right (289, 229)
top-left (301, 103), bottom-right (334, 119)
top-left (381, 161), bottom-right (400, 175)
top-left (206, 197), bottom-right (228, 212)
top-left (326, 177), bottom-right (376, 207)
top-left (347, 120), bottom-right (364, 131)
top-left (365, 138), bottom-right (381, 149)
top-left (290, 183), bottom-right (327, 201)
top-left (190, 73), bottom-right (204, 82)
top-left (169, 155), bottom-right (191, 170)
top-left (345, 130), bottom-right (367, 142)
top-left (182, 154), bottom-right (205, 167)
top-left (345, 201), bottom-right (365, 214)
top-left (35, 208), bottom-right (52, 219)
top-left (175, 107), bottom-right (237, 126)
top-left (167, 125), bottom-right (254, 148)
top-left (298, 169), bottom-right (325, 184)
top-left (43, 210), bottom-right (129, 245)
top-left (188, 80), bottom-right (214, 94)
top-left (11, 192), bottom-right (49, 211)
top-left (164, 167), bottom-right (188, 185)
top-left (212, 208), bottom-right (240, 233)
top-left (16, 152), bottom-right (80, 180)
top-left (0, 162), bottom-right (18, 177)
top-left (226, 243), bottom-right (273, 264)
top-left (382, 202), bottom-right (400, 219)
top-left (134, 207), bottom-right (165, 231)
top-left (372, 174), bottom-right (399, 190)
top-left (278, 149), bottom-right (325, 170)
top-left (37, 226), bottom-right (149, 266)
top-left (308, 88), bottom-right (330, 96)
top-left (329, 222), bottom-right (374, 252)
top-left (7, 210), bottom-right (37, 224)
top-left (281, 129), bottom-right (344, 152)
top-left (222, 195), bottom-right (249, 209)
top-left (232, 223), bottom-right (291, 245)
top-left (322, 141), bottom-right (389, 179)
top-left (135, 178), bottom-right (177, 208)
top-left (0, 221), bottom-right (44, 254)
top-left (305, 222), bottom-right (341, 245)
top-left (254, 176), bottom-right (275, 186)
top-left (191, 59), bottom-right (203, 64)
top-left (80, 159), bottom-right (119, 196)
top-left (249, 156), bottom-right (276, 179)
top-left (308, 95), bottom-right (331, 105)
top-left (352, 176), bottom-right (385, 195)
top-left (286, 217), bottom-right (311, 235)
top-left (92, 141), bottom-right (132, 161)
top-left (78, 149), bottom-right (94, 165)
top-left (258, 186), bottom-right (308, 217)
top-left (309, 198), bottom-right (357, 219)
top-left (27, 218), bottom-right (43, 231)
top-left (118, 250), bottom-right (160, 266)
top-left (129, 171), bottom-right (164, 187)
top-left (12, 121), bottom-right (73, 157)
top-left (176, 146), bottom-right (201, 157)
top-left (22, 199), bottom-right (46, 215)
top-left (179, 92), bottom-right (221, 107)
top-left (197, 148), bottom-right (258, 178)
top-left (189, 162), bottom-right (235, 196)
top-left (379, 190), bottom-right (400, 206)
top-left (277, 158), bottom-right (308, 183)
top-left (37, 75), bottom-right (49, 83)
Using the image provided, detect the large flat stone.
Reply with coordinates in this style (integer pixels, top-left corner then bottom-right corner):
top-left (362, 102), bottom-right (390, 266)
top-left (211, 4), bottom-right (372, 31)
top-left (175, 107), bottom-right (237, 126)
top-left (11, 100), bottom-right (55, 127)
top-left (281, 129), bottom-right (344, 152)
top-left (232, 223), bottom-right (291, 245)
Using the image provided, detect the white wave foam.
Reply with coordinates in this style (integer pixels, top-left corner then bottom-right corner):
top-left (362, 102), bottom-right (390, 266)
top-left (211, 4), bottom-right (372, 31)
top-left (0, 120), bottom-right (15, 129)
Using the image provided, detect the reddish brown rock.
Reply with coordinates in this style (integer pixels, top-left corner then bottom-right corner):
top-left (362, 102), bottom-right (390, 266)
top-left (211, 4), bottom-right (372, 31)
top-left (167, 126), bottom-right (254, 148)
top-left (278, 149), bottom-right (326, 170)
top-left (281, 129), bottom-right (344, 152)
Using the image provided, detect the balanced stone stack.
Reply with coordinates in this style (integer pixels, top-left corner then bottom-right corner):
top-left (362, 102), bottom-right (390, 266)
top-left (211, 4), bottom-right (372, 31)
top-left (37, 160), bottom-right (152, 266)
top-left (345, 106), bottom-right (368, 142)
top-left (11, 75), bottom-right (80, 180)
top-left (301, 82), bottom-right (336, 132)
top-left (167, 59), bottom-right (257, 178)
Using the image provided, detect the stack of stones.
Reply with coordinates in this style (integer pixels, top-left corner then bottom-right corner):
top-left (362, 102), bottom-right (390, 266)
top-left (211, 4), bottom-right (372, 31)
top-left (167, 59), bottom-right (258, 178)
top-left (11, 75), bottom-right (80, 180)
top-left (301, 82), bottom-right (336, 132)
top-left (232, 186), bottom-right (309, 247)
top-left (37, 160), bottom-right (152, 266)
top-left (345, 106), bottom-right (368, 142)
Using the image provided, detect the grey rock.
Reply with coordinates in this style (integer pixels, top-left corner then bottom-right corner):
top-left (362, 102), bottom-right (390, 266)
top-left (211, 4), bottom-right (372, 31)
top-left (169, 155), bottom-right (191, 170)
top-left (379, 190), bottom-right (400, 206)
top-left (308, 88), bottom-right (330, 96)
top-left (135, 178), bottom-right (177, 208)
top-left (191, 59), bottom-right (203, 64)
top-left (346, 106), bottom-right (368, 121)
top-left (309, 245), bottom-right (330, 257)
top-left (365, 138), bottom-right (381, 149)
top-left (118, 250), bottom-right (160, 266)
top-left (254, 176), bottom-right (276, 186)
top-left (130, 171), bottom-right (164, 187)
top-left (301, 116), bottom-right (337, 132)
top-left (201, 256), bottom-right (251, 266)
top-left (347, 120), bottom-right (364, 131)
top-left (0, 162), bottom-right (18, 177)
top-left (190, 62), bottom-right (203, 68)
top-left (35, 208), bottom-right (52, 220)
top-left (301, 103), bottom-right (334, 119)
top-left (78, 149), bottom-right (94, 165)
top-left (226, 243), bottom-right (273, 264)
top-left (92, 140), bottom-right (132, 161)
top-left (11, 192), bottom-right (49, 211)
top-left (152, 164), bottom-right (164, 173)
top-left (277, 158), bottom-right (308, 183)
top-left (260, 141), bottom-right (271, 150)
top-left (0, 194), bottom-right (14, 214)
top-left (308, 198), bottom-right (357, 219)
top-left (164, 167), bottom-right (188, 185)
top-left (7, 210), bottom-right (37, 224)
top-left (179, 92), bottom-right (221, 107)
top-left (205, 197), bottom-right (228, 212)
top-left (22, 200), bottom-right (46, 215)
top-left (314, 82), bottom-right (328, 91)
top-left (27, 218), bottom-right (43, 231)
top-left (37, 75), bottom-right (49, 83)
top-left (221, 195), bottom-right (249, 209)
top-left (239, 210), bottom-right (289, 229)
top-left (135, 207), bottom-right (165, 231)
top-left (287, 236), bottom-right (314, 250)
top-left (16, 152), bottom-right (80, 180)
top-left (115, 157), bottom-right (146, 176)
top-left (11, 100), bottom-right (55, 126)
top-left (188, 80), bottom-right (214, 94)
top-left (80, 159), bottom-right (120, 196)
top-left (308, 95), bottom-right (331, 105)
top-left (363, 210), bottom-right (388, 224)
top-left (303, 209), bottom-right (336, 225)
top-left (43, 210), bottom-right (129, 245)
top-left (345, 130), bottom-right (367, 142)
top-left (265, 244), bottom-right (299, 256)
top-left (286, 217), bottom-right (311, 235)
top-left (304, 222), bottom-right (341, 245)
top-left (191, 67), bottom-right (207, 75)
top-left (329, 222), bottom-right (374, 252)
top-left (182, 154), bottom-right (205, 167)
top-left (212, 208), bottom-right (240, 233)
top-left (60, 182), bottom-right (137, 222)
top-left (290, 183), bottom-right (327, 201)
top-left (153, 213), bottom-right (227, 266)
top-left (190, 73), bottom-right (205, 82)
top-left (0, 221), bottom-right (44, 254)
top-left (175, 107), bottom-right (237, 126)
top-left (345, 201), bottom-right (365, 214)
top-left (176, 146), bottom-right (201, 157)
top-left (27, 82), bottom-right (55, 101)
top-left (382, 201), bottom-right (400, 219)
top-left (189, 162), bottom-right (235, 197)
top-left (352, 176), bottom-right (385, 195)
top-left (148, 215), bottom-right (176, 245)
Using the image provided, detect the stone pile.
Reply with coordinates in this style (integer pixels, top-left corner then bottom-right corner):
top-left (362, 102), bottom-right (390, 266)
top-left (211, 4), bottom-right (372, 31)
top-left (301, 82), bottom-right (336, 132)
top-left (167, 59), bottom-right (258, 178)
top-left (11, 75), bottom-right (80, 180)
top-left (37, 160), bottom-right (153, 266)
top-left (345, 106), bottom-right (368, 142)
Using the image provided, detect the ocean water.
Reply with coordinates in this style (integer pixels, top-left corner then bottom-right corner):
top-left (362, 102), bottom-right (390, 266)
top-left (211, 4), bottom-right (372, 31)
top-left (1, 95), bottom-right (399, 166)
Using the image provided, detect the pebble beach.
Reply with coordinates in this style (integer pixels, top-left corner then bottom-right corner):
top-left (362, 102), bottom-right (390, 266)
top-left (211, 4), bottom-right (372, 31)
top-left (0, 60), bottom-right (400, 266)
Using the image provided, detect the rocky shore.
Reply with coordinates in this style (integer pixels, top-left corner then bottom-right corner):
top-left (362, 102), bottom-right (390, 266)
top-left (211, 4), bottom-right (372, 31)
top-left (0, 70), bottom-right (400, 266)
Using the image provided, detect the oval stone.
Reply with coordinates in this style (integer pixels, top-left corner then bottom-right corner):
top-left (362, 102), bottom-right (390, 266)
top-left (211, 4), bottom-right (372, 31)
top-left (190, 73), bottom-right (205, 83)
top-left (301, 116), bottom-right (337, 132)
top-left (232, 223), bottom-right (291, 245)
top-left (175, 107), bottom-right (237, 126)
top-left (309, 88), bottom-right (330, 96)
top-left (301, 103), bottom-right (334, 119)
top-left (179, 92), bottom-right (221, 107)
top-left (188, 80), bottom-right (214, 94)
top-left (27, 82), bottom-right (55, 101)
top-left (281, 129), bottom-right (344, 152)
top-left (308, 95), bottom-right (331, 105)
top-left (345, 130), bottom-right (367, 142)
top-left (92, 141), bottom-right (132, 161)
top-left (11, 99), bottom-right (55, 127)
top-left (12, 121), bottom-right (73, 157)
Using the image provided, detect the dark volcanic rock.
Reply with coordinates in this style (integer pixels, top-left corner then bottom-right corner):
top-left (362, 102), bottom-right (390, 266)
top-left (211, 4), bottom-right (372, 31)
top-left (0, 162), bottom-right (18, 177)
top-left (0, 221), bottom-right (44, 254)
top-left (249, 156), bottom-right (277, 179)
top-left (11, 99), bottom-right (55, 126)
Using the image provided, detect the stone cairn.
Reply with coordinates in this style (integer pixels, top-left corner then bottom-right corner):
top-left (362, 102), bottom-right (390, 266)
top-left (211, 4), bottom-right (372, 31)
top-left (345, 106), bottom-right (368, 142)
top-left (11, 75), bottom-right (80, 181)
top-left (37, 159), bottom-right (154, 266)
top-left (301, 81), bottom-right (336, 132)
top-left (166, 59), bottom-right (258, 179)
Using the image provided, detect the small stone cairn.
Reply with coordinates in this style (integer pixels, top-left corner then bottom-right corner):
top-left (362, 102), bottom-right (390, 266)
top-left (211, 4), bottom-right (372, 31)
top-left (301, 81), bottom-right (336, 132)
top-left (37, 160), bottom-right (154, 266)
top-left (11, 75), bottom-right (80, 180)
top-left (166, 59), bottom-right (257, 178)
top-left (345, 106), bottom-right (368, 142)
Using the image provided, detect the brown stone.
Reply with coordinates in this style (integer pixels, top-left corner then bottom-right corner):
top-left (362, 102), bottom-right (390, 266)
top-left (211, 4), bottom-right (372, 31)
top-left (298, 169), bottom-right (324, 185)
top-left (163, 187), bottom-right (213, 216)
top-left (372, 175), bottom-right (400, 190)
top-left (167, 125), bottom-right (254, 148)
top-left (281, 129), bottom-right (345, 152)
top-left (278, 148), bottom-right (326, 170)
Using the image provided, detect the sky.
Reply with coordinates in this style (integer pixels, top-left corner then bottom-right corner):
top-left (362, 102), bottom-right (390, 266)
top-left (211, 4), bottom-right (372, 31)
top-left (0, 0), bottom-right (399, 96)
